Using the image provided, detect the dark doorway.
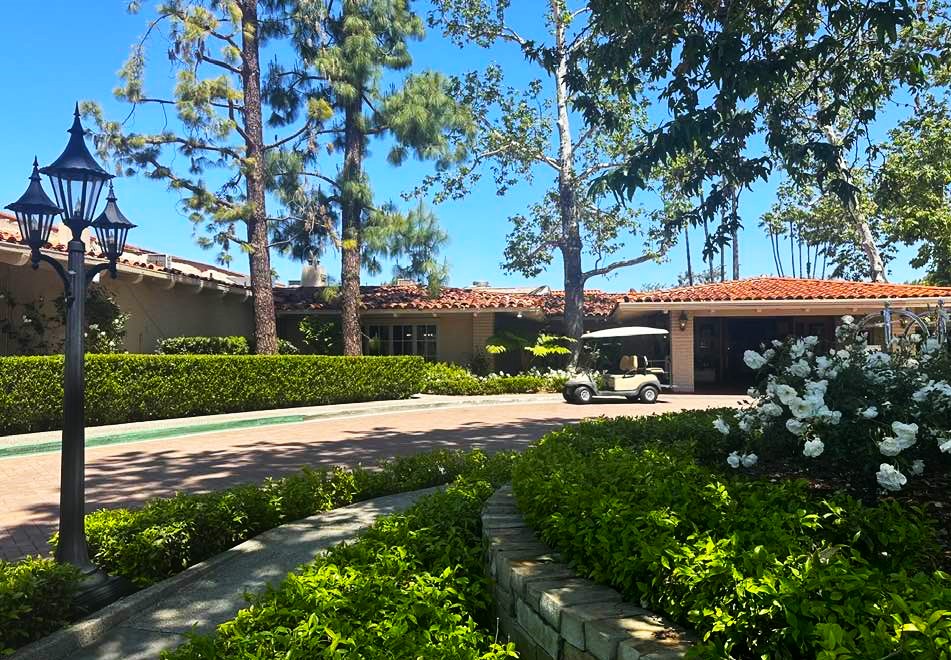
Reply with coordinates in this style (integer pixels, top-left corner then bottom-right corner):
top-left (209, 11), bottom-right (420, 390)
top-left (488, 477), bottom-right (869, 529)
top-left (694, 315), bottom-right (835, 391)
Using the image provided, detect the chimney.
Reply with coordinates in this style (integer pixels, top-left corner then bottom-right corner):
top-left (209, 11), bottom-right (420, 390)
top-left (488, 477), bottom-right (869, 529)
top-left (301, 263), bottom-right (327, 287)
top-left (146, 253), bottom-right (174, 270)
top-left (394, 278), bottom-right (418, 286)
top-left (471, 280), bottom-right (490, 287)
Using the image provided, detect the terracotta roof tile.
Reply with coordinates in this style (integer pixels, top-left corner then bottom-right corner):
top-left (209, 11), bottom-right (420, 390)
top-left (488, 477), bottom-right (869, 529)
top-left (0, 213), bottom-right (248, 288)
top-left (624, 277), bottom-right (951, 303)
top-left (274, 285), bottom-right (624, 318)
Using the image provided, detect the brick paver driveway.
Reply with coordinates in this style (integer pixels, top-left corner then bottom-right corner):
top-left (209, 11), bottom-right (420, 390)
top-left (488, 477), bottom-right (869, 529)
top-left (0, 394), bottom-right (740, 560)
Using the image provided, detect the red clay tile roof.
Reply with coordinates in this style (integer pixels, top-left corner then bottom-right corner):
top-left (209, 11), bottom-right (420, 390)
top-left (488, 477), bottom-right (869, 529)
top-left (274, 285), bottom-right (624, 318)
top-left (623, 277), bottom-right (951, 303)
top-left (0, 212), bottom-right (248, 288)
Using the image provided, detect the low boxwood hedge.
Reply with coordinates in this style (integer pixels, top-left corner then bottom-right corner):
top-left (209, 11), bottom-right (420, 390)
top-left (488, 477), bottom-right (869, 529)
top-left (512, 412), bottom-right (951, 658)
top-left (422, 362), bottom-right (564, 395)
top-left (163, 478), bottom-right (517, 659)
top-left (5, 449), bottom-right (516, 653)
top-left (0, 354), bottom-right (425, 435)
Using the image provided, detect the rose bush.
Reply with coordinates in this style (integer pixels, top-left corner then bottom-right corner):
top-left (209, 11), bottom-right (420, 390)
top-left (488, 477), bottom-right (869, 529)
top-left (715, 315), bottom-right (951, 491)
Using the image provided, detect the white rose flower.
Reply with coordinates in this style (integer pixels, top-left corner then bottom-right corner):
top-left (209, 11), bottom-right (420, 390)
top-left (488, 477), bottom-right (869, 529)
top-left (876, 463), bottom-right (907, 491)
top-left (836, 349), bottom-right (851, 360)
top-left (741, 453), bottom-right (758, 468)
top-left (785, 418), bottom-right (806, 436)
top-left (787, 360), bottom-right (811, 379)
top-left (939, 438), bottom-right (951, 454)
top-left (860, 406), bottom-right (878, 419)
top-left (713, 418), bottom-right (731, 435)
top-left (802, 439), bottom-right (825, 458)
top-left (788, 397), bottom-right (814, 419)
top-left (866, 352), bottom-right (891, 369)
top-left (891, 422), bottom-right (919, 447)
top-left (804, 336), bottom-right (819, 348)
top-left (910, 460), bottom-right (925, 476)
top-left (841, 315), bottom-right (855, 325)
top-left (904, 358), bottom-right (920, 369)
top-left (775, 384), bottom-right (799, 406)
top-left (738, 417), bottom-right (752, 433)
top-left (727, 451), bottom-right (741, 468)
top-left (747, 387), bottom-right (758, 397)
top-left (878, 437), bottom-right (904, 457)
top-left (923, 337), bottom-right (941, 354)
top-left (772, 339), bottom-right (783, 348)
top-left (763, 348), bottom-right (776, 361)
top-left (743, 350), bottom-right (768, 370)
top-left (761, 402), bottom-right (783, 417)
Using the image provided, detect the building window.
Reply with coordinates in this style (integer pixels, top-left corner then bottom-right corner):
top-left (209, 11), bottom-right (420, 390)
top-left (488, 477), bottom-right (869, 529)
top-left (362, 323), bottom-right (438, 360)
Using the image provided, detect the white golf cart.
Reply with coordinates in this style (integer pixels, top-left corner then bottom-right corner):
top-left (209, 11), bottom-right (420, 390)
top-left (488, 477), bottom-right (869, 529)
top-left (563, 326), bottom-right (671, 404)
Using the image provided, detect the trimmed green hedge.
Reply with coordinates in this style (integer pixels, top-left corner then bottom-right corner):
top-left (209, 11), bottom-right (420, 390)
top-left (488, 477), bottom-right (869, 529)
top-left (422, 362), bottom-right (564, 395)
top-left (513, 412), bottom-right (951, 658)
top-left (0, 354), bottom-right (425, 435)
top-left (156, 336), bottom-right (251, 355)
top-left (163, 478), bottom-right (517, 659)
top-left (156, 336), bottom-right (299, 355)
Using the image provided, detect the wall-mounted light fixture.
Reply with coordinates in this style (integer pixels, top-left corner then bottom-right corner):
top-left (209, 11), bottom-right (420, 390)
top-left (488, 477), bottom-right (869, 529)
top-left (678, 311), bottom-right (689, 331)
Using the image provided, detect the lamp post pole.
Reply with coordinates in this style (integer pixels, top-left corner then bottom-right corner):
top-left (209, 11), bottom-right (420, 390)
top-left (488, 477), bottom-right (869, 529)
top-left (6, 108), bottom-right (136, 589)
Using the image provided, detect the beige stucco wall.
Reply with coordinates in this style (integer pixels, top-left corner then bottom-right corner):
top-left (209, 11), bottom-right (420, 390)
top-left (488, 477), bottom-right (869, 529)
top-left (472, 312), bottom-right (495, 371)
top-left (98, 276), bottom-right (253, 353)
top-left (0, 258), bottom-right (254, 355)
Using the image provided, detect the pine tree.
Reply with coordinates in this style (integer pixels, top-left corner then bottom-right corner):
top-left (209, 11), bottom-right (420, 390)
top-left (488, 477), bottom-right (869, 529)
top-left (85, 0), bottom-right (332, 353)
top-left (273, 0), bottom-right (472, 355)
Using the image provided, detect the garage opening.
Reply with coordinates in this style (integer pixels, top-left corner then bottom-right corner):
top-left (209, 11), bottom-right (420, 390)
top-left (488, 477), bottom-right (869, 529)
top-left (693, 316), bottom-right (836, 391)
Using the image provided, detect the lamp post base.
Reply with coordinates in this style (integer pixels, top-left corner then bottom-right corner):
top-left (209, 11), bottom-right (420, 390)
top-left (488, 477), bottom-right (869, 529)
top-left (73, 569), bottom-right (136, 616)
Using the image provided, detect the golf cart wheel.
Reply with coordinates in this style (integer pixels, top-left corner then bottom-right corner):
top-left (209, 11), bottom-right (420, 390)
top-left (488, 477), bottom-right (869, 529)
top-left (639, 385), bottom-right (659, 404)
top-left (573, 385), bottom-right (594, 404)
top-left (562, 387), bottom-right (575, 402)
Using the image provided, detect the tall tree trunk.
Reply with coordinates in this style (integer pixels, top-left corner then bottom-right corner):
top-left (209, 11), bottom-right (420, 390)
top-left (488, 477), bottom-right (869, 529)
top-left (684, 224), bottom-right (694, 285)
top-left (702, 216), bottom-right (713, 280)
top-left (551, 2), bottom-right (584, 365)
top-left (240, 0), bottom-right (278, 354)
top-left (821, 124), bottom-right (886, 282)
top-left (730, 187), bottom-right (740, 279)
top-left (340, 96), bottom-right (365, 356)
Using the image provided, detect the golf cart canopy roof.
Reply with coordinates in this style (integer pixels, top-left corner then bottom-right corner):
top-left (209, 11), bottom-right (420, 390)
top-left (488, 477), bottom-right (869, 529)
top-left (581, 326), bottom-right (669, 340)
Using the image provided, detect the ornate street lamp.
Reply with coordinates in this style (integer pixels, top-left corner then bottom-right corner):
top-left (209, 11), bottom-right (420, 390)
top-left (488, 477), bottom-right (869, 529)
top-left (5, 107), bottom-right (136, 602)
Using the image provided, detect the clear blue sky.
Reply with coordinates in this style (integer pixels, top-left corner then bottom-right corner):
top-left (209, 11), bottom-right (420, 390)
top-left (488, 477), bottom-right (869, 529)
top-left (0, 1), bottom-right (926, 290)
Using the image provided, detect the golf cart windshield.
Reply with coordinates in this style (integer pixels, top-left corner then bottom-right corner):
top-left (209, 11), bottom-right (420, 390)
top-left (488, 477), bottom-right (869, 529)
top-left (579, 326), bottom-right (670, 374)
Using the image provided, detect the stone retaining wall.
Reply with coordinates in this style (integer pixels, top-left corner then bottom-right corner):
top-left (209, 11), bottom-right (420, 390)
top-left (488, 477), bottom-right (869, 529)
top-left (482, 485), bottom-right (694, 660)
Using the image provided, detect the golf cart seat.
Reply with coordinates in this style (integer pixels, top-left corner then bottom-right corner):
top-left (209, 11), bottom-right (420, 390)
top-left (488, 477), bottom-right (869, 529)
top-left (608, 355), bottom-right (643, 389)
top-left (618, 355), bottom-right (637, 373)
top-left (641, 354), bottom-right (666, 376)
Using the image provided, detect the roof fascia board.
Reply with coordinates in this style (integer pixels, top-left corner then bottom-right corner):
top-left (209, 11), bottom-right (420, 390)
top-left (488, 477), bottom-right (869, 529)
top-left (619, 297), bottom-right (948, 311)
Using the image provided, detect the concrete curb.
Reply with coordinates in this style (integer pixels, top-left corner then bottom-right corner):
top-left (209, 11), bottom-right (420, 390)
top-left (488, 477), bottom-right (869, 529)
top-left (11, 486), bottom-right (441, 660)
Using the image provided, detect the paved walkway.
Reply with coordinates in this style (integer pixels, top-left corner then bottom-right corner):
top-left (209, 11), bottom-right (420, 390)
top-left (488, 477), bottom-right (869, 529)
top-left (0, 393), bottom-right (740, 560)
top-left (16, 488), bottom-right (437, 660)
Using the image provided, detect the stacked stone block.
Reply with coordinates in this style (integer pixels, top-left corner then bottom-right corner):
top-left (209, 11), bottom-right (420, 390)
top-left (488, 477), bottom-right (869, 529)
top-left (482, 485), bottom-right (694, 660)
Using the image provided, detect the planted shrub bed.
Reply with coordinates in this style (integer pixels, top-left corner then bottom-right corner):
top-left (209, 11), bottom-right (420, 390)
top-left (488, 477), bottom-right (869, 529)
top-left (512, 413), bottom-right (951, 658)
top-left (163, 478), bottom-right (517, 659)
top-left (422, 362), bottom-right (566, 395)
top-left (2, 449), bottom-right (515, 653)
top-left (0, 354), bottom-right (424, 435)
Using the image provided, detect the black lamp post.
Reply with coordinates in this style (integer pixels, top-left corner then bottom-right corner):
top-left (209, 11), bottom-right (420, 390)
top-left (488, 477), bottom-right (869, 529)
top-left (5, 106), bottom-right (136, 583)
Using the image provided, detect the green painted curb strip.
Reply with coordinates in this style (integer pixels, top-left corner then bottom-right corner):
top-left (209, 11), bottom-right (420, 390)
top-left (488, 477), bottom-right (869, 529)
top-left (0, 414), bottom-right (308, 459)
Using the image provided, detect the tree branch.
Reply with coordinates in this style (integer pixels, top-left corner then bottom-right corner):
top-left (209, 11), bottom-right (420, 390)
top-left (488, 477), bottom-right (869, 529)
top-left (197, 52), bottom-right (243, 76)
top-left (582, 253), bottom-right (655, 281)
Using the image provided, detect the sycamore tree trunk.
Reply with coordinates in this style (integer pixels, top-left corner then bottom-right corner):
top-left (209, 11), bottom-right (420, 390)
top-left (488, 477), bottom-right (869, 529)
top-left (821, 124), bottom-right (886, 282)
top-left (684, 224), bottom-right (694, 285)
top-left (240, 0), bottom-right (278, 354)
top-left (340, 97), bottom-right (364, 356)
top-left (551, 3), bottom-right (585, 366)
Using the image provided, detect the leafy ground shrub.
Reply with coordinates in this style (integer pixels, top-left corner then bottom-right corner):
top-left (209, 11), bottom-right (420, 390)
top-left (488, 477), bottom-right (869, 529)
top-left (60, 449), bottom-right (517, 587)
top-left (0, 557), bottom-right (81, 653)
top-left (422, 361), bottom-right (566, 395)
top-left (513, 414), bottom-right (951, 658)
top-left (2, 449), bottom-right (515, 655)
top-left (0, 354), bottom-right (424, 434)
top-left (163, 478), bottom-right (517, 659)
